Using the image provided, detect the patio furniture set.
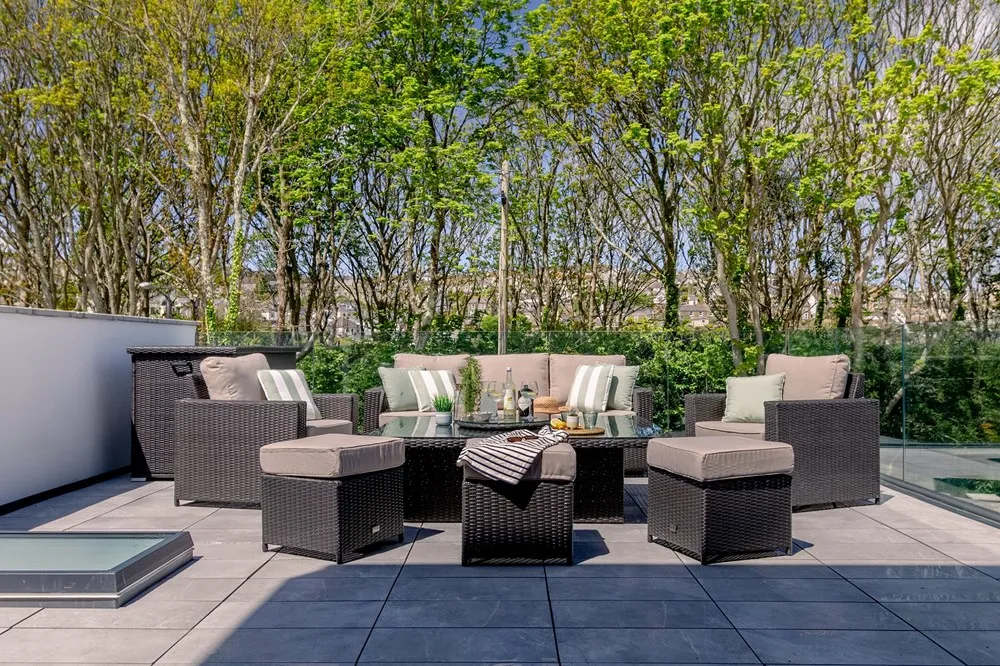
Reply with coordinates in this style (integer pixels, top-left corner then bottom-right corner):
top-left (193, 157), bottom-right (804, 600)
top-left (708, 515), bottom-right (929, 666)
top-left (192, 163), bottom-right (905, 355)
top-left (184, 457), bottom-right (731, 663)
top-left (128, 348), bottom-right (880, 566)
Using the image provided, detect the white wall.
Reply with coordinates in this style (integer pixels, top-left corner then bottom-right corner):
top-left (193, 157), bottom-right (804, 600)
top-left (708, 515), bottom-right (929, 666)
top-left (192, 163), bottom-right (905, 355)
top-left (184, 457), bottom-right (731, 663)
top-left (0, 307), bottom-right (196, 506)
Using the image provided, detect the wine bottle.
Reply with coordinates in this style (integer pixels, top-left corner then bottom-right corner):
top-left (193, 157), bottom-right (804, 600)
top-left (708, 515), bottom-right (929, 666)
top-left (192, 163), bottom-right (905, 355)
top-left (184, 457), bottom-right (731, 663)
top-left (502, 367), bottom-right (517, 420)
top-left (518, 384), bottom-right (534, 418)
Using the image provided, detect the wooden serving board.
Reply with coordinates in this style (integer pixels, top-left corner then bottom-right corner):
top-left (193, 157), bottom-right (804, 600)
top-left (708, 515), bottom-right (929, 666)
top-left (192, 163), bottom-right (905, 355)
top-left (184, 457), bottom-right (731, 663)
top-left (564, 427), bottom-right (605, 436)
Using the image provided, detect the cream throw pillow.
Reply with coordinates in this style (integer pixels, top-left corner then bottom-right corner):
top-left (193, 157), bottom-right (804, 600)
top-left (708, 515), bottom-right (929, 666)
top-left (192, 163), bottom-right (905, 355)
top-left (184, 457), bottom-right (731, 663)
top-left (408, 369), bottom-right (457, 412)
top-left (722, 373), bottom-right (786, 423)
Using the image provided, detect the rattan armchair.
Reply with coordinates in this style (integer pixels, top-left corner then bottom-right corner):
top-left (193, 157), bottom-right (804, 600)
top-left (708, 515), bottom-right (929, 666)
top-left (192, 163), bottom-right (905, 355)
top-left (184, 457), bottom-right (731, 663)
top-left (174, 393), bottom-right (357, 507)
top-left (684, 373), bottom-right (880, 510)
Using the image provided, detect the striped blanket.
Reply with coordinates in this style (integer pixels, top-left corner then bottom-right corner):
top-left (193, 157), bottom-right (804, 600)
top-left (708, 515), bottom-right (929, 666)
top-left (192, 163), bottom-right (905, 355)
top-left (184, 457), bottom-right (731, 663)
top-left (456, 426), bottom-right (568, 484)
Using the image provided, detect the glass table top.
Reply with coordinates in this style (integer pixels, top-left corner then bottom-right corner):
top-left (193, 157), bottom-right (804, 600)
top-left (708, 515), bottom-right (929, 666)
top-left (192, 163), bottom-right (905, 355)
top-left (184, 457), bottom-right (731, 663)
top-left (0, 533), bottom-right (172, 572)
top-left (379, 414), bottom-right (661, 440)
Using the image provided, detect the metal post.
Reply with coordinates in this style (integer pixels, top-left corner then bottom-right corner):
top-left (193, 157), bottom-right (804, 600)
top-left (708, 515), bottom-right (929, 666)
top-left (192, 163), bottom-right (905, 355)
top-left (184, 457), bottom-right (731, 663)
top-left (498, 160), bottom-right (509, 355)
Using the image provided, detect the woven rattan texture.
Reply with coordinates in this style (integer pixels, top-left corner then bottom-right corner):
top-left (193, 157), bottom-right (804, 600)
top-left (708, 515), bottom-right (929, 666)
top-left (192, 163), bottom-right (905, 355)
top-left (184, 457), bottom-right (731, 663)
top-left (648, 466), bottom-right (792, 564)
top-left (261, 466), bottom-right (404, 564)
top-left (174, 400), bottom-right (306, 506)
top-left (462, 479), bottom-right (573, 565)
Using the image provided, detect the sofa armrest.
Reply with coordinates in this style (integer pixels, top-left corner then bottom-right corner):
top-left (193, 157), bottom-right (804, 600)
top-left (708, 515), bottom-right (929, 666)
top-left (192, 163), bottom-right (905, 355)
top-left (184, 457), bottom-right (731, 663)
top-left (764, 398), bottom-right (881, 508)
top-left (174, 399), bottom-right (306, 505)
top-left (364, 387), bottom-right (388, 434)
top-left (314, 393), bottom-right (358, 428)
top-left (683, 393), bottom-right (727, 436)
top-left (632, 387), bottom-right (653, 422)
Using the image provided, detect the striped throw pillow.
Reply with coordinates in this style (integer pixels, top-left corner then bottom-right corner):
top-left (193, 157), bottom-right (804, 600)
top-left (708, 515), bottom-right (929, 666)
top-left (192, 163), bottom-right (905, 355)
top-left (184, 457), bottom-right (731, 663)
top-left (257, 369), bottom-right (321, 420)
top-left (567, 364), bottom-right (614, 412)
top-left (408, 369), bottom-right (457, 412)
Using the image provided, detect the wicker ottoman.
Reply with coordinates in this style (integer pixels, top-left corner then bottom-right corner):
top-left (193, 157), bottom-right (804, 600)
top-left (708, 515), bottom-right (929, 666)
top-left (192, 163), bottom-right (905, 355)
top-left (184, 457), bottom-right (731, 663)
top-left (647, 436), bottom-right (794, 565)
top-left (461, 441), bottom-right (576, 566)
top-left (260, 434), bottom-right (405, 563)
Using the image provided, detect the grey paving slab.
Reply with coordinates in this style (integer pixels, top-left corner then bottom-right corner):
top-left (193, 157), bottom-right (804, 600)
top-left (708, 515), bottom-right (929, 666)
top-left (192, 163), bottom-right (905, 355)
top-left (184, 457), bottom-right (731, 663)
top-left (66, 515), bottom-right (201, 531)
top-left (413, 524), bottom-right (462, 543)
top-left (574, 525), bottom-right (652, 543)
top-left (229, 576), bottom-right (395, 602)
top-left (698, 578), bottom-right (870, 602)
top-left (792, 528), bottom-right (919, 544)
top-left (191, 541), bottom-right (276, 561)
top-left (157, 627), bottom-right (369, 663)
top-left (885, 602), bottom-right (1000, 630)
top-left (552, 600), bottom-right (729, 628)
top-left (135, 577), bottom-right (247, 602)
top-left (0, 608), bottom-right (40, 628)
top-left (376, 600), bottom-right (552, 628)
top-left (932, 542), bottom-right (1000, 564)
top-left (803, 541), bottom-right (951, 562)
top-left (17, 601), bottom-right (216, 629)
top-left (792, 511), bottom-right (888, 530)
top-left (187, 528), bottom-right (264, 543)
top-left (172, 558), bottom-right (266, 579)
top-left (388, 576), bottom-right (548, 600)
top-left (400, 542), bottom-right (544, 576)
top-left (925, 631), bottom-right (1000, 666)
top-left (829, 563), bottom-right (991, 579)
top-left (0, 627), bottom-right (184, 663)
top-left (850, 577), bottom-right (1000, 602)
top-left (189, 509), bottom-right (263, 530)
top-left (547, 577), bottom-right (709, 601)
top-left (574, 541), bottom-right (688, 565)
top-left (900, 528), bottom-right (1000, 544)
top-left (196, 601), bottom-right (382, 628)
top-left (739, 629), bottom-right (961, 665)
top-left (717, 602), bottom-right (908, 630)
top-left (687, 561), bottom-right (839, 579)
top-left (252, 557), bottom-right (402, 578)
top-left (359, 627), bottom-right (558, 662)
top-left (555, 628), bottom-right (759, 663)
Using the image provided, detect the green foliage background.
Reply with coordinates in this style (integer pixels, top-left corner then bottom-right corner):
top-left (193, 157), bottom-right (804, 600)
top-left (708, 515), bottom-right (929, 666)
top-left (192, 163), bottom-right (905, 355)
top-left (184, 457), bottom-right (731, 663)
top-left (297, 324), bottom-right (1000, 445)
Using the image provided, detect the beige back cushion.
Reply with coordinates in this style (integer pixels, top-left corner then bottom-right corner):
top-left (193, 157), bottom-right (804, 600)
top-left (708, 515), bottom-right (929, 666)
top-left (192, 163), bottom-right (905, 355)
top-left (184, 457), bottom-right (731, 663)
top-left (200, 353), bottom-right (269, 401)
top-left (765, 353), bottom-right (851, 401)
top-left (394, 353), bottom-right (469, 377)
top-left (474, 353), bottom-right (550, 396)
top-left (549, 354), bottom-right (626, 404)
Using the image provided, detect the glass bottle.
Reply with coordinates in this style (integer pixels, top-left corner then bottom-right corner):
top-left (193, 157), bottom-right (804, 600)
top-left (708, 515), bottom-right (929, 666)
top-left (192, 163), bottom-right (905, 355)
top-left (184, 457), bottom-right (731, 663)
top-left (518, 383), bottom-right (535, 418)
top-left (502, 367), bottom-right (517, 420)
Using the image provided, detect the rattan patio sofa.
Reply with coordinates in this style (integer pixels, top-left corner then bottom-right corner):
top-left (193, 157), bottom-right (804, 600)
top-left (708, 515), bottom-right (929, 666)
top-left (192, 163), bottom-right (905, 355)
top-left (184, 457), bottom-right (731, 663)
top-left (363, 352), bottom-right (654, 474)
top-left (683, 354), bottom-right (881, 510)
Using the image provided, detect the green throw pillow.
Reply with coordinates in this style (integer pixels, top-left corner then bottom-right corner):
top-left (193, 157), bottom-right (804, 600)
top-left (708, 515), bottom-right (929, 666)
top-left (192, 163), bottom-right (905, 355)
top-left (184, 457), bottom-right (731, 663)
top-left (722, 373), bottom-right (786, 423)
top-left (607, 365), bottom-right (641, 411)
top-left (379, 365), bottom-right (424, 411)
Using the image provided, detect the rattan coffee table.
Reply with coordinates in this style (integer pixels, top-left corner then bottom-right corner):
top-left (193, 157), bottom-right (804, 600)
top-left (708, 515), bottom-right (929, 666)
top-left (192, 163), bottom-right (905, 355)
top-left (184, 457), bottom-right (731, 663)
top-left (375, 415), bottom-right (661, 523)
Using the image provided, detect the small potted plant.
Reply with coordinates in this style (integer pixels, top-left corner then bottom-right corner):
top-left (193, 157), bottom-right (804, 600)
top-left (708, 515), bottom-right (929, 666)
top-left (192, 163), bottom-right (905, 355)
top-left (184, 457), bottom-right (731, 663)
top-left (433, 394), bottom-right (454, 426)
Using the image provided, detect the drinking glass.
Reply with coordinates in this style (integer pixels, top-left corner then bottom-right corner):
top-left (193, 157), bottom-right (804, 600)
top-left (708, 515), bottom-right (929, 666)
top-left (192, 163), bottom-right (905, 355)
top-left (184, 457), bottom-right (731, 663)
top-left (484, 381), bottom-right (502, 414)
top-left (582, 411), bottom-right (599, 429)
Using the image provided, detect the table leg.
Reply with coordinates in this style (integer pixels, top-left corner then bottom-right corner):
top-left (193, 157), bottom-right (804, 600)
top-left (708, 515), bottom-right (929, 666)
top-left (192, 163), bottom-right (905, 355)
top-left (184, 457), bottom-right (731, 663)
top-left (403, 445), bottom-right (463, 522)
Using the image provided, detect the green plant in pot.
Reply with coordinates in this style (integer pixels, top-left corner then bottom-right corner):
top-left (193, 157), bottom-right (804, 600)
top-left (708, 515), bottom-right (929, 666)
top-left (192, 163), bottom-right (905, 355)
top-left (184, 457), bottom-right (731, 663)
top-left (459, 357), bottom-right (482, 415)
top-left (433, 394), bottom-right (454, 426)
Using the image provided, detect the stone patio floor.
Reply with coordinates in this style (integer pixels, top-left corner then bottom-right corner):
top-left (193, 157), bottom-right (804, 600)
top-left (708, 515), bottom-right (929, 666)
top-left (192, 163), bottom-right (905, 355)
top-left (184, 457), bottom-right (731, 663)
top-left (2, 477), bottom-right (1000, 664)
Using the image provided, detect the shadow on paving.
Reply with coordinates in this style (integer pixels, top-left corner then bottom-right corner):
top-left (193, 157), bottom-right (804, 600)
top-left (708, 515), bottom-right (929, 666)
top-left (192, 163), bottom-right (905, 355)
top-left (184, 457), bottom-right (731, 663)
top-left (134, 515), bottom-right (1000, 665)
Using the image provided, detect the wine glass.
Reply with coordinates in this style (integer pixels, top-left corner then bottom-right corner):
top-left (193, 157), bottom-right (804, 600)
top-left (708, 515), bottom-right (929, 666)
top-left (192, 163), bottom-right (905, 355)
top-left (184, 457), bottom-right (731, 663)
top-left (484, 381), bottom-right (502, 416)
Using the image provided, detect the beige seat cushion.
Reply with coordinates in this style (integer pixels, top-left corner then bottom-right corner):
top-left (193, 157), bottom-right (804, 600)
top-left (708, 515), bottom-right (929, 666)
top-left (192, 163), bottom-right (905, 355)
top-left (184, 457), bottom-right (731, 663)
top-left (474, 353), bottom-right (550, 397)
top-left (695, 421), bottom-right (765, 440)
top-left (306, 419), bottom-right (354, 437)
top-left (200, 353), bottom-right (269, 401)
top-left (463, 441), bottom-right (576, 482)
top-left (549, 354), bottom-right (626, 404)
top-left (395, 353), bottom-right (469, 378)
top-left (600, 409), bottom-right (636, 417)
top-left (765, 354), bottom-right (850, 401)
top-left (378, 410), bottom-right (429, 428)
top-left (260, 434), bottom-right (404, 479)
top-left (648, 436), bottom-right (793, 482)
